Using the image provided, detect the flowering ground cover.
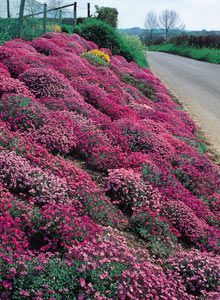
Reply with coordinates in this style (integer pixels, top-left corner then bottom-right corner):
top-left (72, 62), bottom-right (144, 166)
top-left (0, 33), bottom-right (219, 299)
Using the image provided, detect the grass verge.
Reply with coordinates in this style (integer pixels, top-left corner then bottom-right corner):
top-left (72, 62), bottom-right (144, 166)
top-left (148, 43), bottom-right (220, 64)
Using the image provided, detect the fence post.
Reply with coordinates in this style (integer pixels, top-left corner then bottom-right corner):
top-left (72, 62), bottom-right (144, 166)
top-left (18, 0), bottom-right (26, 37)
top-left (73, 2), bottom-right (77, 27)
top-left (59, 9), bottom-right (62, 26)
top-left (43, 3), bottom-right (47, 34)
top-left (7, 0), bottom-right (11, 18)
top-left (87, 3), bottom-right (90, 18)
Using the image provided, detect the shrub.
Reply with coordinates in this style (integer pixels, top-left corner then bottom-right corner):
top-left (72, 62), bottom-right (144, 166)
top-left (0, 46), bottom-right (29, 77)
top-left (95, 6), bottom-right (118, 28)
top-left (29, 202), bottom-right (100, 252)
top-left (121, 34), bottom-right (148, 67)
top-left (73, 18), bottom-right (147, 66)
top-left (61, 24), bottom-right (73, 34)
top-left (32, 111), bottom-right (79, 155)
top-left (112, 118), bottom-right (154, 152)
top-left (0, 62), bottom-right (10, 77)
top-left (169, 35), bottom-right (220, 49)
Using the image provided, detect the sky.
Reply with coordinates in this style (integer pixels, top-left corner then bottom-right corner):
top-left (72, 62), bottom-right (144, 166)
top-left (20, 0), bottom-right (219, 30)
top-left (78, 0), bottom-right (220, 30)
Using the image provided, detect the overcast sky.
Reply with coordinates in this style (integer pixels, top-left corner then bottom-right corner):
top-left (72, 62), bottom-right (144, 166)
top-left (80, 0), bottom-right (220, 30)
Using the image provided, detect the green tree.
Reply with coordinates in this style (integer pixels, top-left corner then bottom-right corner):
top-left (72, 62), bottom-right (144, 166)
top-left (95, 6), bottom-right (118, 28)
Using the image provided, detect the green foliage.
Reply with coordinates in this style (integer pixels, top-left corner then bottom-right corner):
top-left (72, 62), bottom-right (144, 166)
top-left (81, 194), bottom-right (124, 228)
top-left (81, 52), bottom-right (109, 67)
top-left (122, 74), bottom-right (155, 100)
top-left (122, 34), bottom-right (149, 67)
top-left (61, 24), bottom-right (73, 34)
top-left (142, 163), bottom-right (162, 186)
top-left (130, 212), bottom-right (177, 258)
top-left (74, 18), bottom-right (148, 67)
top-left (0, 18), bottom-right (19, 44)
top-left (90, 262), bottom-right (127, 297)
top-left (21, 18), bottom-right (44, 40)
top-left (173, 169), bottom-right (195, 192)
top-left (12, 257), bottom-right (127, 299)
top-left (148, 240), bottom-right (174, 259)
top-left (95, 6), bottom-right (118, 28)
top-left (149, 44), bottom-right (220, 64)
top-left (12, 258), bottom-right (84, 300)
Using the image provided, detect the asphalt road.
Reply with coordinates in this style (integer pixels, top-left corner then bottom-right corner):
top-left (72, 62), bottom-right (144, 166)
top-left (147, 51), bottom-right (220, 154)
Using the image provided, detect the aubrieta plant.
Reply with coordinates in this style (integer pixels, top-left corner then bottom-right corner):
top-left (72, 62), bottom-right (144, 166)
top-left (0, 32), bottom-right (219, 299)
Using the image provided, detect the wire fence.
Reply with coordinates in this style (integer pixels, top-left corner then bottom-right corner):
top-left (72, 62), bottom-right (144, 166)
top-left (0, 0), bottom-right (93, 44)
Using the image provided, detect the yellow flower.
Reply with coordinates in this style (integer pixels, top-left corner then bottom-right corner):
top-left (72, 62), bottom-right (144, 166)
top-left (88, 49), bottom-right (110, 63)
top-left (51, 25), bottom-right (62, 33)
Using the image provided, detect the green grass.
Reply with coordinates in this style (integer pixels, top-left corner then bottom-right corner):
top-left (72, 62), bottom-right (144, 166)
top-left (148, 43), bottom-right (220, 64)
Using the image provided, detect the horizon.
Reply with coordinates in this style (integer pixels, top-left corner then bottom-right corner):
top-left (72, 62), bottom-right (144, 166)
top-left (119, 27), bottom-right (220, 32)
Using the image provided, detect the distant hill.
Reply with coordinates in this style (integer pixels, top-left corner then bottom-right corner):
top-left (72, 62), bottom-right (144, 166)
top-left (120, 27), bottom-right (220, 42)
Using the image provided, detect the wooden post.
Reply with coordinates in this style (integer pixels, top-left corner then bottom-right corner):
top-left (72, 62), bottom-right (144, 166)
top-left (7, 0), bottom-right (11, 18)
top-left (73, 2), bottom-right (77, 27)
top-left (87, 3), bottom-right (90, 18)
top-left (18, 0), bottom-right (26, 37)
top-left (59, 9), bottom-right (62, 26)
top-left (43, 3), bottom-right (47, 34)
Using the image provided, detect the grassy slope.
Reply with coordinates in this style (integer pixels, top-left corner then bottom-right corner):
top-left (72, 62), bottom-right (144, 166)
top-left (149, 43), bottom-right (220, 64)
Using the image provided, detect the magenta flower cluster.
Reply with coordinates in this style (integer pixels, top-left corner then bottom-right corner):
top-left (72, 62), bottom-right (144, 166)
top-left (0, 32), bottom-right (219, 299)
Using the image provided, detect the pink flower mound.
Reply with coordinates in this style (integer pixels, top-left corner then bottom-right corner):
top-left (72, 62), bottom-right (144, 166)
top-left (31, 202), bottom-right (101, 251)
top-left (0, 33), bottom-right (220, 298)
top-left (0, 94), bottom-right (46, 131)
top-left (165, 250), bottom-right (220, 297)
top-left (0, 150), bottom-right (70, 205)
top-left (68, 228), bottom-right (189, 299)
top-left (0, 62), bottom-right (10, 77)
top-left (32, 111), bottom-right (79, 154)
top-left (0, 45), bottom-right (40, 77)
top-left (31, 38), bottom-right (65, 56)
top-left (106, 168), bottom-right (161, 214)
top-left (0, 74), bottom-right (32, 97)
top-left (4, 39), bottom-right (37, 54)
top-left (162, 200), bottom-right (208, 244)
top-left (19, 67), bottom-right (73, 98)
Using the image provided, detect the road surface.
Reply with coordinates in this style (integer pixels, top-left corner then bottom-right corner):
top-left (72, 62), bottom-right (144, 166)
top-left (147, 51), bottom-right (220, 155)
